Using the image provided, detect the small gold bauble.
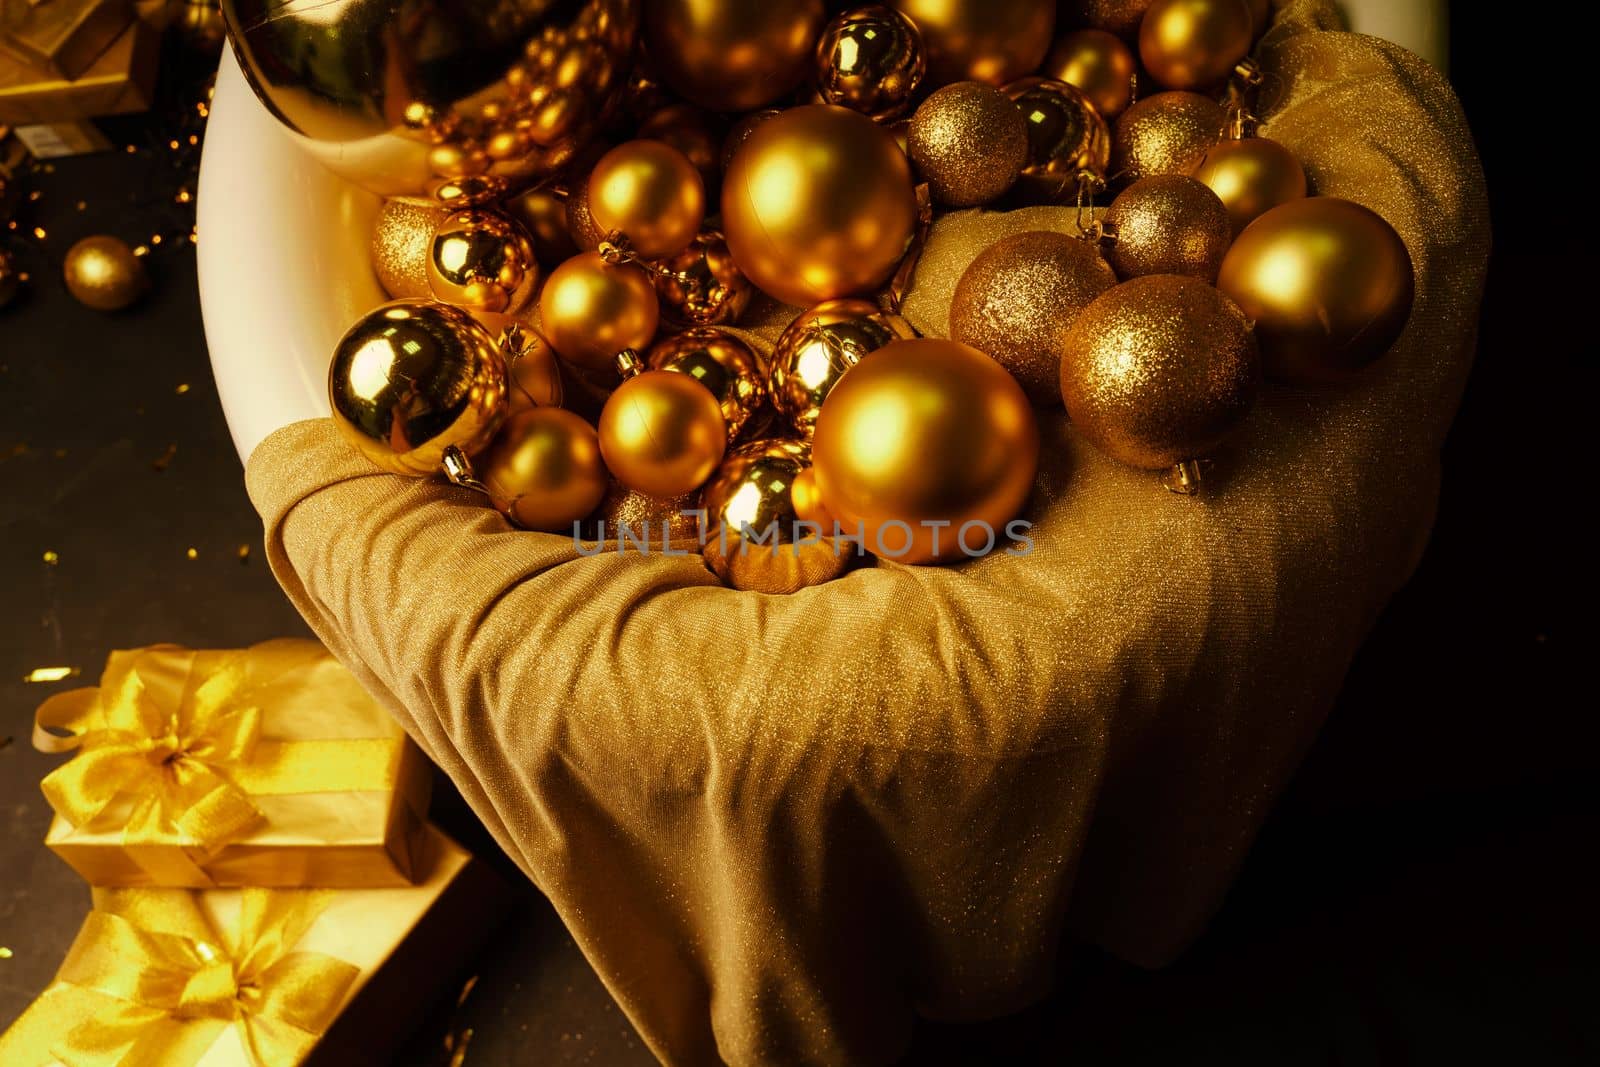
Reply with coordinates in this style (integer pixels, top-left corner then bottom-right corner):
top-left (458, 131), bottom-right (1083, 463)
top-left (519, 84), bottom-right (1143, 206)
top-left (646, 327), bottom-right (767, 438)
top-left (1192, 135), bottom-right (1307, 236)
top-left (1004, 77), bottom-right (1112, 202)
top-left (564, 178), bottom-right (608, 253)
top-left (1059, 275), bottom-right (1258, 469)
top-left (700, 438), bottom-right (851, 593)
top-left (789, 466), bottom-right (834, 527)
top-left (539, 252), bottom-right (660, 371)
top-left (503, 330), bottom-right (564, 412)
top-left (503, 187), bottom-right (579, 268)
top-left (478, 407), bottom-right (608, 532)
top-left (586, 479), bottom-right (701, 541)
top-left (907, 81), bottom-right (1030, 207)
top-left (770, 298), bottom-right (917, 438)
top-left (644, 0), bottom-right (825, 111)
top-left (426, 208), bottom-right (539, 315)
top-left (890, 0), bottom-right (1054, 86)
top-left (1043, 29), bottom-right (1137, 119)
top-left (638, 105), bottom-right (724, 195)
top-left (587, 140), bottom-right (706, 259)
top-left (1059, 0), bottom-right (1155, 38)
top-left (599, 369), bottom-right (728, 497)
top-left (1138, 0), bottom-right (1254, 90)
top-left (815, 5), bottom-right (926, 121)
top-left (949, 230), bottom-right (1116, 405)
top-left (649, 230), bottom-right (753, 327)
top-left (0, 249), bottom-right (20, 308)
top-left (1217, 197), bottom-right (1414, 383)
top-left (1111, 90), bottom-right (1225, 183)
top-left (328, 300), bottom-right (508, 476)
top-left (62, 236), bottom-right (147, 312)
top-left (1104, 174), bottom-right (1232, 281)
top-left (372, 198), bottom-right (449, 299)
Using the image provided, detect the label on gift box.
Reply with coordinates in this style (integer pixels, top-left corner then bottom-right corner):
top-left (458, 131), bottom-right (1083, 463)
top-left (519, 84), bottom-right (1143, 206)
top-left (11, 117), bottom-right (109, 156)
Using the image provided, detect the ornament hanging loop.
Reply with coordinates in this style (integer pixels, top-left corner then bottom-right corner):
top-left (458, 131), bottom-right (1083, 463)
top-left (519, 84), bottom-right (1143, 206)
top-left (1225, 106), bottom-right (1258, 141)
top-left (614, 348), bottom-right (645, 379)
top-left (1074, 171), bottom-right (1110, 243)
top-left (879, 182), bottom-right (935, 316)
top-left (597, 233), bottom-right (638, 267)
top-left (442, 446), bottom-right (489, 495)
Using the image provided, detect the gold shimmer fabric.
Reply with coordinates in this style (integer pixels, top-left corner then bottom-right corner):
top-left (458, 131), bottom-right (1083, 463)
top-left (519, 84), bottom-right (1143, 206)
top-left (244, 5), bottom-right (1488, 1063)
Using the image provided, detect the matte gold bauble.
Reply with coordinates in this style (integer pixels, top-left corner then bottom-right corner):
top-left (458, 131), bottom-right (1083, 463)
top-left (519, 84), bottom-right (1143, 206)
top-left (426, 208), bottom-right (539, 315)
top-left (646, 328), bottom-right (767, 438)
top-left (0, 249), bottom-right (21, 308)
top-left (907, 81), bottom-right (1030, 207)
top-left (643, 0), bottom-right (824, 111)
top-left (815, 5), bottom-right (926, 121)
top-left (477, 407), bottom-right (607, 531)
top-left (890, 0), bottom-right (1054, 86)
top-left (1004, 77), bottom-right (1112, 202)
top-left (722, 105), bottom-right (917, 308)
top-left (1138, 0), bottom-right (1253, 90)
top-left (812, 338), bottom-right (1038, 565)
top-left (1192, 135), bottom-right (1307, 235)
top-left (1059, 275), bottom-right (1258, 469)
top-left (588, 479), bottom-right (701, 541)
top-left (328, 300), bottom-right (508, 476)
top-left (1060, 0), bottom-right (1155, 38)
top-left (504, 329), bottom-right (564, 411)
top-left (540, 252), bottom-right (660, 371)
top-left (949, 230), bottom-right (1116, 405)
top-left (587, 140), bottom-right (706, 259)
top-left (372, 199), bottom-right (448, 299)
top-left (62, 236), bottom-right (147, 312)
top-left (1043, 29), bottom-right (1137, 119)
top-left (649, 230), bottom-right (753, 328)
top-left (1103, 174), bottom-right (1232, 281)
top-left (638, 105), bottom-right (724, 195)
top-left (700, 438), bottom-right (851, 593)
top-left (770, 298), bottom-right (917, 437)
top-left (1111, 90), bottom-right (1224, 183)
top-left (1217, 197), bottom-right (1414, 383)
top-left (504, 187), bottom-right (579, 268)
top-left (599, 368), bottom-right (728, 498)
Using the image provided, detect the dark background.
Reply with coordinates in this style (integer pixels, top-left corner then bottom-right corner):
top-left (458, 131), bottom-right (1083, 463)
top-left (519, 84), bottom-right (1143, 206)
top-left (1, 5), bottom-right (1593, 1063)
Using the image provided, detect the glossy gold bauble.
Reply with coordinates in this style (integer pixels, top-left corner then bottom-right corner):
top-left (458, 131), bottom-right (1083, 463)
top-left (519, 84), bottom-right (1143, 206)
top-left (700, 439), bottom-right (851, 593)
top-left (539, 253), bottom-right (660, 371)
top-left (587, 140), bottom-right (706, 259)
top-left (504, 187), bottom-right (579, 268)
top-left (425, 209), bottom-right (539, 315)
top-left (599, 369), bottom-right (728, 498)
top-left (646, 328), bottom-right (767, 438)
top-left (1060, 0), bottom-right (1155, 38)
top-left (1217, 197), bottom-right (1414, 383)
top-left (890, 0), bottom-right (1054, 86)
top-left (722, 105), bottom-right (917, 308)
top-left (643, 0), bottom-right (824, 111)
top-left (770, 298), bottom-right (917, 437)
top-left (221, 0), bottom-right (636, 197)
top-left (1060, 275), bottom-right (1258, 469)
top-left (649, 231), bottom-right (753, 328)
top-left (815, 5), bottom-right (926, 121)
top-left (1104, 174), bottom-right (1232, 281)
top-left (62, 236), bottom-right (147, 312)
top-left (0, 249), bottom-right (21, 308)
top-left (1138, 0), bottom-right (1253, 90)
top-left (812, 338), bottom-right (1038, 565)
top-left (907, 81), bottom-right (1030, 207)
top-left (1004, 78), bottom-right (1112, 202)
top-left (638, 105), bottom-right (724, 195)
top-left (328, 300), bottom-right (508, 476)
top-left (1043, 30), bottom-right (1137, 119)
top-left (1192, 135), bottom-right (1307, 236)
top-left (372, 199), bottom-right (448, 299)
top-left (477, 407), bottom-right (607, 532)
top-left (504, 330), bottom-right (564, 411)
top-left (1111, 90), bottom-right (1224, 183)
top-left (949, 230), bottom-right (1116, 405)
top-left (788, 466), bottom-right (834, 527)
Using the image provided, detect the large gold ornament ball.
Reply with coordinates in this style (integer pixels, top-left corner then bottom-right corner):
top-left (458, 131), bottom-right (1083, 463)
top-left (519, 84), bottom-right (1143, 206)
top-left (700, 439), bottom-right (851, 593)
top-left (890, 0), bottom-right (1054, 86)
top-left (1217, 197), bottom-right (1414, 383)
top-left (62, 236), bottom-right (148, 312)
top-left (425, 208), bottom-right (539, 315)
top-left (815, 5), bottom-right (926, 121)
top-left (539, 252), bottom-right (660, 371)
top-left (599, 370), bottom-right (728, 498)
top-left (643, 0), bottom-right (824, 111)
top-left (328, 300), bottom-right (508, 476)
top-left (646, 328), bottom-right (768, 438)
top-left (1060, 275), bottom-right (1258, 469)
top-left (1192, 135), bottom-right (1307, 236)
top-left (1138, 0), bottom-right (1254, 90)
top-left (722, 105), bottom-right (917, 308)
top-left (1060, 0), bottom-right (1155, 38)
top-left (1103, 174), bottom-right (1232, 281)
top-left (908, 82), bottom-right (1030, 207)
top-left (1004, 78), bottom-right (1112, 202)
top-left (587, 140), bottom-right (706, 259)
top-left (770, 298), bottom-right (917, 437)
top-left (650, 230), bottom-right (753, 328)
top-left (372, 199), bottom-right (448, 299)
top-left (812, 338), bottom-right (1038, 565)
top-left (1043, 29), bottom-right (1137, 119)
top-left (478, 407), bottom-right (608, 532)
top-left (1111, 90), bottom-right (1225, 183)
top-left (949, 230), bottom-right (1116, 405)
top-left (1, 249), bottom-right (22, 308)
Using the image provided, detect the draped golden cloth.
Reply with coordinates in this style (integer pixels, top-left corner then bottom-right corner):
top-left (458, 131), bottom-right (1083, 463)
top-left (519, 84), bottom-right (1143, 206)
top-left (244, 4), bottom-right (1488, 1062)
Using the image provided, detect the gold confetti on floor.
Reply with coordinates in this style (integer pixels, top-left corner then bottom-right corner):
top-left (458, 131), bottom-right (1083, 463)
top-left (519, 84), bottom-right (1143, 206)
top-left (24, 666), bottom-right (79, 683)
top-left (42, 550), bottom-right (59, 565)
top-left (152, 443), bottom-right (178, 471)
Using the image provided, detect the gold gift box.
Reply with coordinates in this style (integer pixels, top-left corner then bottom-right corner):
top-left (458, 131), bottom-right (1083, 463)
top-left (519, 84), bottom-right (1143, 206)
top-left (0, 0), bottom-right (134, 79)
top-left (37, 640), bottom-right (432, 888)
top-left (0, 17), bottom-right (155, 125)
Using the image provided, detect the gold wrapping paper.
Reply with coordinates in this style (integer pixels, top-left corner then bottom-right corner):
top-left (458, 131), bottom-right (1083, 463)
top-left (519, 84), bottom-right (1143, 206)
top-left (37, 640), bottom-right (431, 888)
top-left (244, 3), bottom-right (1488, 1062)
top-left (0, 18), bottom-right (155, 125)
top-left (0, 0), bottom-right (133, 79)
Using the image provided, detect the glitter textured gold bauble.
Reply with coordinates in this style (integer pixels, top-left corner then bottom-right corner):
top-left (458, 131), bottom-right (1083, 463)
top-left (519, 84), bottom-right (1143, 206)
top-left (540, 253), bottom-right (660, 371)
top-left (425, 209), bottom-right (539, 315)
top-left (1043, 29), bottom-right (1137, 119)
top-left (1004, 78), bottom-right (1112, 202)
top-left (638, 105), bottom-right (724, 195)
top-left (812, 338), bottom-right (1038, 565)
top-left (949, 230), bottom-right (1116, 405)
top-left (599, 369), bottom-right (728, 498)
top-left (700, 438), bottom-right (851, 593)
top-left (1192, 135), bottom-right (1307, 236)
top-left (587, 140), bottom-right (706, 259)
top-left (722, 105), bottom-right (917, 308)
top-left (1138, 0), bottom-right (1254, 90)
top-left (646, 328), bottom-right (767, 438)
top-left (907, 82), bottom-right (1029, 207)
top-left (1103, 174), bottom-right (1232, 281)
top-left (372, 199), bottom-right (448, 299)
top-left (588, 479), bottom-right (700, 541)
top-left (328, 300), bottom-right (508, 476)
top-left (1060, 0), bottom-right (1155, 38)
top-left (649, 231), bottom-right (753, 328)
top-left (564, 180), bottom-right (607, 253)
top-left (504, 187), bottom-right (579, 268)
top-left (643, 0), bottom-right (824, 111)
top-left (770, 298), bottom-right (917, 438)
top-left (504, 330), bottom-right (564, 411)
top-left (1217, 197), bottom-right (1414, 383)
top-left (815, 5), bottom-right (926, 121)
top-left (1059, 275), bottom-right (1258, 469)
top-left (890, 0), bottom-right (1054, 86)
top-left (62, 236), bottom-right (147, 312)
top-left (477, 407), bottom-right (608, 532)
top-left (1111, 90), bottom-right (1224, 183)
top-left (0, 249), bottom-right (22, 308)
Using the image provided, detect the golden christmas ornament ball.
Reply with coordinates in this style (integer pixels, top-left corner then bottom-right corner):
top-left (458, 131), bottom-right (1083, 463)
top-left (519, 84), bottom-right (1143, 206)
top-left (1218, 197), bottom-right (1414, 383)
top-left (504, 187), bottom-right (579, 268)
top-left (1060, 0), bottom-right (1155, 38)
top-left (1138, 0), bottom-right (1254, 90)
top-left (700, 438), bottom-right (851, 593)
top-left (328, 300), bottom-right (508, 476)
top-left (1060, 275), bottom-right (1258, 469)
top-left (1103, 174), bottom-right (1232, 281)
top-left (770, 298), bottom-right (917, 438)
top-left (721, 110), bottom-right (781, 173)
top-left (949, 230), bottom-right (1117, 405)
top-left (722, 105), bottom-right (917, 308)
top-left (1043, 29), bottom-right (1137, 119)
top-left (1192, 135), bottom-right (1307, 236)
top-left (426, 208), bottom-right (539, 315)
top-left (907, 81), bottom-right (1030, 207)
top-left (643, 0), bottom-right (825, 111)
top-left (646, 328), bottom-right (768, 438)
top-left (503, 329), bottom-right (564, 411)
top-left (812, 338), bottom-right (1038, 565)
top-left (789, 466), bottom-right (834, 527)
top-left (1004, 78), bottom-right (1112, 202)
top-left (62, 236), bottom-right (147, 312)
top-left (815, 5), bottom-right (926, 121)
top-left (650, 230), bottom-right (753, 327)
top-left (599, 364), bottom-right (728, 498)
top-left (588, 480), bottom-right (701, 541)
top-left (587, 140), bottom-right (706, 259)
top-left (477, 407), bottom-right (608, 532)
top-left (890, 0), bottom-right (1054, 86)
top-left (638, 105), bottom-right (724, 196)
top-left (372, 198), bottom-right (449, 299)
top-left (1111, 90), bottom-right (1225, 183)
top-left (564, 180), bottom-right (608, 253)
top-left (539, 252), bottom-right (660, 371)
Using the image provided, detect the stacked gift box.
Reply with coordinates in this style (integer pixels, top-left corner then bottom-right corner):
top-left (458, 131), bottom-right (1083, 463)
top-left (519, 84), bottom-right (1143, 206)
top-left (0, 0), bottom-right (161, 129)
